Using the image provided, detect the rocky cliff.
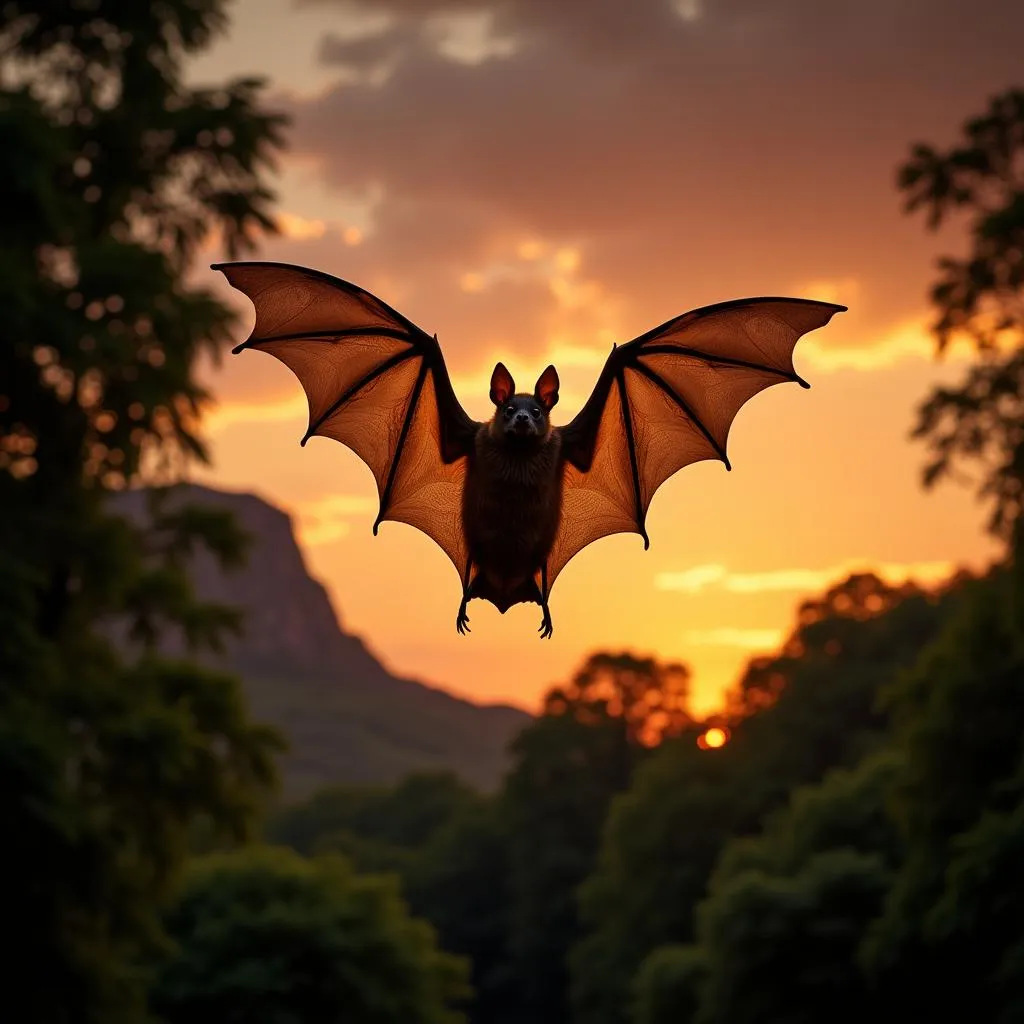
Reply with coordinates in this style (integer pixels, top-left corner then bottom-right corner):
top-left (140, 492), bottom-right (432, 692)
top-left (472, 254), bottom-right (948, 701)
top-left (111, 484), bottom-right (529, 798)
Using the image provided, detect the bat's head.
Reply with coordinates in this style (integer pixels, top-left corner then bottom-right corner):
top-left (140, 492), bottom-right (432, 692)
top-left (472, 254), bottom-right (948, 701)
top-left (488, 362), bottom-right (559, 446)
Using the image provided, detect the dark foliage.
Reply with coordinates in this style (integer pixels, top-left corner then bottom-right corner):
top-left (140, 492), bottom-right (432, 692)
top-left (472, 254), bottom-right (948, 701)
top-left (900, 88), bottom-right (1024, 538)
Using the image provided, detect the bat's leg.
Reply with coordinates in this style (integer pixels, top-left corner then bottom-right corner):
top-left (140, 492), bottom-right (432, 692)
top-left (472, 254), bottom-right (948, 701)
top-left (538, 565), bottom-right (553, 640)
top-left (456, 594), bottom-right (471, 635)
top-left (539, 604), bottom-right (553, 639)
top-left (456, 558), bottom-right (472, 635)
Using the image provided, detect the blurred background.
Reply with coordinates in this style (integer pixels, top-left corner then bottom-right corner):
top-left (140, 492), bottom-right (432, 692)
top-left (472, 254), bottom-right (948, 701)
top-left (3, 1), bottom-right (1023, 1022)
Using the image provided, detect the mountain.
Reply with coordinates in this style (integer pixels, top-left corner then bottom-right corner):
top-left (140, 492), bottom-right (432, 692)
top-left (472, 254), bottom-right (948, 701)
top-left (111, 484), bottom-right (530, 798)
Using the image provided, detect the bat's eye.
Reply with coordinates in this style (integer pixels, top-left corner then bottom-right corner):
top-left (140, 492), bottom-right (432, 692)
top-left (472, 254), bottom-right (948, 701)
top-left (531, 406), bottom-right (541, 418)
top-left (504, 406), bottom-right (515, 419)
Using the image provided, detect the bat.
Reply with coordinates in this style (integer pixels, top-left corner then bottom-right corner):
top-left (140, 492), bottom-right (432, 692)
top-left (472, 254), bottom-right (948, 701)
top-left (213, 261), bottom-right (845, 638)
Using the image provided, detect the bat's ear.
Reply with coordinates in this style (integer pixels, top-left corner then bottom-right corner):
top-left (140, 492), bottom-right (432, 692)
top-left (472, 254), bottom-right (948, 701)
top-left (489, 362), bottom-right (515, 406)
top-left (534, 365), bottom-right (559, 410)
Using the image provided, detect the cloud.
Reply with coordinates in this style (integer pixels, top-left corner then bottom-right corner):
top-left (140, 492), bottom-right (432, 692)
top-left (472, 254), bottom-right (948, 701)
top-left (682, 627), bottom-right (785, 650)
top-left (656, 559), bottom-right (957, 595)
top-left (800, 313), bottom-right (937, 372)
top-left (203, 392), bottom-right (308, 434)
top-left (275, 211), bottom-right (328, 240)
top-left (269, 0), bottom-right (1024, 379)
top-left (294, 492), bottom-right (380, 545)
top-left (662, 563), bottom-right (729, 593)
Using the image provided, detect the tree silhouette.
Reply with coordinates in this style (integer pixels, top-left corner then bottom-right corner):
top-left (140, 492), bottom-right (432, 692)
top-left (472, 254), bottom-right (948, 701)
top-left (569, 574), bottom-right (959, 1024)
top-left (155, 847), bottom-right (470, 1024)
top-left (0, 2), bottom-right (287, 1019)
top-left (501, 652), bottom-right (692, 1024)
top-left (865, 561), bottom-right (1024, 1020)
top-left (648, 753), bottom-right (904, 1024)
top-left (899, 88), bottom-right (1024, 538)
top-left (543, 651), bottom-right (693, 747)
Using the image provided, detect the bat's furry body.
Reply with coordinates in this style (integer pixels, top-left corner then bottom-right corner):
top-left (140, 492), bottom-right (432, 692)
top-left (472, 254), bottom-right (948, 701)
top-left (461, 370), bottom-right (563, 633)
top-left (215, 260), bottom-right (846, 638)
top-left (463, 423), bottom-right (562, 614)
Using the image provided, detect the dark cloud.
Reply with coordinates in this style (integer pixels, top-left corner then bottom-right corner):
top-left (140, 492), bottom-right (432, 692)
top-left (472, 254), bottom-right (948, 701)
top-left (317, 29), bottom-right (405, 72)
top-left (213, 192), bottom-right (563, 376)
top-left (275, 0), bottom-right (1024, 361)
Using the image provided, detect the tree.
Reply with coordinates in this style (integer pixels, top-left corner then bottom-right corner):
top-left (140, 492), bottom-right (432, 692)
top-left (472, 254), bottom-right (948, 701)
top-left (569, 733), bottom-right (734, 1024)
top-left (0, 2), bottom-right (287, 1019)
top-left (669, 753), bottom-right (903, 1024)
top-left (154, 846), bottom-right (470, 1024)
top-left (267, 771), bottom-right (480, 871)
top-left (864, 560), bottom-right (1024, 1021)
top-left (632, 946), bottom-right (707, 1024)
top-left (569, 574), bottom-right (958, 1024)
top-left (501, 652), bottom-right (692, 1024)
top-left (544, 651), bottom-right (693, 747)
top-left (501, 712), bottom-right (637, 1024)
top-left (899, 88), bottom-right (1024, 538)
top-left (695, 851), bottom-right (891, 1024)
top-left (267, 773), bottom-right (517, 1024)
top-left (405, 801), bottom-right (519, 1024)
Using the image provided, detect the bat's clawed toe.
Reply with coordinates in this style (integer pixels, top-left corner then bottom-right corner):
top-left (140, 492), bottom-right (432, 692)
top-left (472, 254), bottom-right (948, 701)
top-left (456, 599), bottom-right (471, 636)
top-left (539, 605), bottom-right (553, 640)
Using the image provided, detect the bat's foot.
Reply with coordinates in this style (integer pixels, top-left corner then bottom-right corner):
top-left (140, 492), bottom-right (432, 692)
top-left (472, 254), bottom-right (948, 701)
top-left (456, 597), bottom-right (471, 636)
top-left (538, 604), bottom-right (553, 640)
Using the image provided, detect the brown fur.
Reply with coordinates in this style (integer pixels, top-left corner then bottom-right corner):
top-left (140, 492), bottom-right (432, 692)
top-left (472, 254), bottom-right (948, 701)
top-left (461, 402), bottom-right (563, 613)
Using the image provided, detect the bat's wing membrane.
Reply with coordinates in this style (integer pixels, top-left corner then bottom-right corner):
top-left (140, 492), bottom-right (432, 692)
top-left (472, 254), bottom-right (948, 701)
top-left (547, 297), bottom-right (846, 595)
top-left (214, 261), bottom-right (478, 582)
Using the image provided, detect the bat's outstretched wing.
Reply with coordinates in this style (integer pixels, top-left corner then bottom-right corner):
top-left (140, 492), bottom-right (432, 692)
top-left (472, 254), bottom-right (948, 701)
top-left (214, 261), bottom-right (478, 581)
top-left (546, 297), bottom-right (846, 596)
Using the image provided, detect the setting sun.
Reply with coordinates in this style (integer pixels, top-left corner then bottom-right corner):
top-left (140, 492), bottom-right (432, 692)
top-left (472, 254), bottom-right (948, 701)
top-left (699, 727), bottom-right (729, 750)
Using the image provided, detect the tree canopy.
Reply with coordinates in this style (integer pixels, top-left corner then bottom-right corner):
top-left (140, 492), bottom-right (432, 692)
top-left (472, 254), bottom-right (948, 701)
top-left (900, 88), bottom-right (1024, 538)
top-left (0, 2), bottom-right (287, 1019)
top-left (155, 847), bottom-right (470, 1024)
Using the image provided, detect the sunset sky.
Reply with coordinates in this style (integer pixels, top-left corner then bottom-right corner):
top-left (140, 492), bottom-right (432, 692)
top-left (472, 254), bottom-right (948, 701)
top-left (185, 0), bottom-right (1021, 713)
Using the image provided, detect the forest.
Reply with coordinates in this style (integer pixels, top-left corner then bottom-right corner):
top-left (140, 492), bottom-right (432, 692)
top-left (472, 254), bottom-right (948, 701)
top-left (2, 2), bottom-right (1023, 1022)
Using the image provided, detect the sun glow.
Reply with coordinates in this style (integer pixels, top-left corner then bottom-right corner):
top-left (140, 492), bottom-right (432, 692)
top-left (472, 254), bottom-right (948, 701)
top-left (698, 727), bottom-right (728, 750)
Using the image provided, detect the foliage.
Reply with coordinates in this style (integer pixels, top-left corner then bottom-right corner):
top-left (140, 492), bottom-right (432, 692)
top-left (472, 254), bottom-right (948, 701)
top-left (696, 850), bottom-right (890, 1024)
top-left (0, 1), bottom-right (287, 1019)
top-left (154, 846), bottom-right (470, 1024)
top-left (544, 651), bottom-right (694, 746)
top-left (632, 946), bottom-right (707, 1024)
top-left (247, 567), bottom-right (985, 1024)
top-left (864, 559), bottom-right (1024, 1020)
top-left (405, 801), bottom-right (518, 1024)
top-left (502, 652), bottom-right (689, 1024)
top-left (568, 573), bottom-right (956, 1024)
top-left (267, 771), bottom-right (482, 872)
top-left (0, 4), bottom-right (285, 493)
top-left (666, 753), bottom-right (903, 1024)
top-left (899, 88), bottom-right (1024, 537)
top-left (1, 515), bottom-right (285, 1022)
top-left (272, 651), bottom-right (697, 1024)
top-left (626, 557), bottom-right (1023, 1024)
top-left (268, 773), bottom-right (517, 1022)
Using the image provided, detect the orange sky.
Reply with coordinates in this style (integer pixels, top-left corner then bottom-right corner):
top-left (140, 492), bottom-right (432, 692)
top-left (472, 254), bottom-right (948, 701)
top-left (184, 0), bottom-right (1020, 713)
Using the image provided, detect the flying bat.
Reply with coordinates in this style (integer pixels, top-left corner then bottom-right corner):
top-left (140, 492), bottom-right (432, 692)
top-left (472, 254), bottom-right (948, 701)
top-left (214, 261), bottom-right (845, 638)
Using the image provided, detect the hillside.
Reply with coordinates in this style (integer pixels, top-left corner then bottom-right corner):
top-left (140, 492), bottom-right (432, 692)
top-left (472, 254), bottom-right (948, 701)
top-left (111, 484), bottom-right (530, 798)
